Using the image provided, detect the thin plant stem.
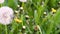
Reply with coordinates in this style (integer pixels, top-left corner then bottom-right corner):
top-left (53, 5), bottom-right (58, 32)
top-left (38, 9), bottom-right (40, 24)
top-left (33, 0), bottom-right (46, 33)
top-left (22, 2), bottom-right (24, 8)
top-left (21, 2), bottom-right (24, 26)
top-left (0, 4), bottom-right (2, 7)
top-left (5, 25), bottom-right (8, 34)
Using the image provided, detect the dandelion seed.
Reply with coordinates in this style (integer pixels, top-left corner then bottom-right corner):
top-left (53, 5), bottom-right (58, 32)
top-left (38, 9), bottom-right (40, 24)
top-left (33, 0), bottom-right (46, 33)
top-left (0, 0), bottom-right (4, 4)
top-left (0, 6), bottom-right (14, 25)
top-left (19, 0), bottom-right (27, 2)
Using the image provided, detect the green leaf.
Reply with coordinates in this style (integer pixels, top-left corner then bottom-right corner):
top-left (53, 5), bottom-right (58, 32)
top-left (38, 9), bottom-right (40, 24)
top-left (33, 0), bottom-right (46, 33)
top-left (8, 0), bottom-right (18, 10)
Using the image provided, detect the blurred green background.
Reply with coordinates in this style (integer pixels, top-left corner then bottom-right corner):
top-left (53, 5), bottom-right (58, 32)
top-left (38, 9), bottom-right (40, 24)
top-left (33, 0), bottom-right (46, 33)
top-left (0, 0), bottom-right (60, 34)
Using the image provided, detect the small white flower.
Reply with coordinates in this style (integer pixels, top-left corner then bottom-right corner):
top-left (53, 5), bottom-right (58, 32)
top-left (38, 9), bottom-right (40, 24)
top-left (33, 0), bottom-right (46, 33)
top-left (59, 1), bottom-right (60, 4)
top-left (25, 15), bottom-right (29, 18)
top-left (20, 7), bottom-right (23, 10)
top-left (0, 0), bottom-right (4, 4)
top-left (23, 26), bottom-right (26, 29)
top-left (19, 0), bottom-right (27, 2)
top-left (0, 6), bottom-right (14, 25)
top-left (17, 5), bottom-right (20, 7)
top-left (44, 12), bottom-right (47, 14)
top-left (15, 10), bottom-right (19, 13)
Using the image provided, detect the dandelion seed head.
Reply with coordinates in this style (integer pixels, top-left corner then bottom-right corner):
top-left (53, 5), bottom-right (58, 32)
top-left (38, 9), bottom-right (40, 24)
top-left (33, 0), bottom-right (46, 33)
top-left (0, 6), bottom-right (14, 25)
top-left (19, 0), bottom-right (27, 2)
top-left (0, 0), bottom-right (4, 4)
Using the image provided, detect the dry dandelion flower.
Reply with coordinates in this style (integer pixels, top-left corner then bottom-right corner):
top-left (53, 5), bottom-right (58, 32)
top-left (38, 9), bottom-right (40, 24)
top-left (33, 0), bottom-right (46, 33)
top-left (34, 25), bottom-right (39, 31)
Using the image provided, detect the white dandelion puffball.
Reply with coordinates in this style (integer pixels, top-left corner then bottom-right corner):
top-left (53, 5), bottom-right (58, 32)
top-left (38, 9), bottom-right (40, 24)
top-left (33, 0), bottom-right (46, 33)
top-left (0, 0), bottom-right (4, 4)
top-left (0, 6), bottom-right (14, 25)
top-left (19, 0), bottom-right (27, 2)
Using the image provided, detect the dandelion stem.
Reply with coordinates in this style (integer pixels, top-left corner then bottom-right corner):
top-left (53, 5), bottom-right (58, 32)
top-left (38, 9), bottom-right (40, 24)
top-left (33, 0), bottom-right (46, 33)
top-left (1, 4), bottom-right (2, 7)
top-left (0, 4), bottom-right (2, 7)
top-left (5, 25), bottom-right (8, 34)
top-left (21, 2), bottom-right (24, 26)
top-left (22, 2), bottom-right (24, 7)
top-left (21, 15), bottom-right (23, 26)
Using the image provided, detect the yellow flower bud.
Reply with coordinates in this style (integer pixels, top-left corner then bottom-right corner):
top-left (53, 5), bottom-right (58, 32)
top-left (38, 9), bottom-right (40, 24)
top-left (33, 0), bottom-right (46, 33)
top-left (52, 8), bottom-right (56, 13)
top-left (14, 18), bottom-right (22, 23)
